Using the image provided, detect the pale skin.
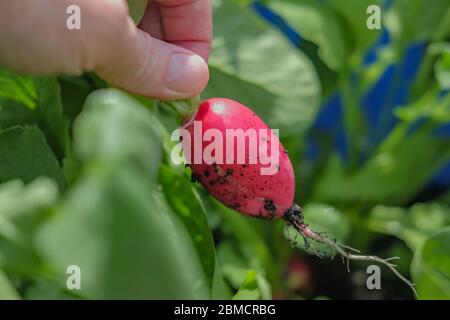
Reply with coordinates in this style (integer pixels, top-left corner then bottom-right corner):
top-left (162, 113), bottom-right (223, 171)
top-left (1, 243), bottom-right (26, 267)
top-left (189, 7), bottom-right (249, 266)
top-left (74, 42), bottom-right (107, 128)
top-left (0, 0), bottom-right (212, 99)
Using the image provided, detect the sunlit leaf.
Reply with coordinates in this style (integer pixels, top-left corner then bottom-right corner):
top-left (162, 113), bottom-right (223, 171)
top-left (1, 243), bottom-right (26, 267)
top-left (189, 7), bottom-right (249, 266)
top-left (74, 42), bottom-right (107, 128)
top-left (0, 70), bottom-right (36, 109)
top-left (267, 0), bottom-right (350, 70)
top-left (412, 227), bottom-right (450, 299)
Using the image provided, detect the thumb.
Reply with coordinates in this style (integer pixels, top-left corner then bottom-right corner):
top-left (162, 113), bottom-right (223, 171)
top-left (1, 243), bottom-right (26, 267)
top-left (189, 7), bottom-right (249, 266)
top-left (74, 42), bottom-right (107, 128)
top-left (94, 15), bottom-right (209, 99)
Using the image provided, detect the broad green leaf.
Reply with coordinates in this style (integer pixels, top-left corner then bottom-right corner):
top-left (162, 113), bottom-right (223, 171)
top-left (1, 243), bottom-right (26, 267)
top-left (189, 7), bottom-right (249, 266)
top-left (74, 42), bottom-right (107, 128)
top-left (367, 203), bottom-right (450, 251)
top-left (326, 0), bottom-right (381, 54)
top-left (268, 0), bottom-right (350, 70)
top-left (284, 203), bottom-right (350, 257)
top-left (0, 126), bottom-right (66, 190)
top-left (35, 90), bottom-right (210, 299)
top-left (74, 88), bottom-right (162, 178)
top-left (35, 161), bottom-right (210, 299)
top-left (0, 73), bottom-right (69, 159)
top-left (0, 69), bottom-right (36, 109)
top-left (0, 99), bottom-right (37, 131)
top-left (0, 178), bottom-right (58, 276)
top-left (0, 270), bottom-right (20, 299)
top-left (385, 0), bottom-right (450, 45)
top-left (34, 77), bottom-right (70, 158)
top-left (205, 1), bottom-right (320, 135)
top-left (412, 227), bottom-right (450, 299)
top-left (159, 164), bottom-right (217, 290)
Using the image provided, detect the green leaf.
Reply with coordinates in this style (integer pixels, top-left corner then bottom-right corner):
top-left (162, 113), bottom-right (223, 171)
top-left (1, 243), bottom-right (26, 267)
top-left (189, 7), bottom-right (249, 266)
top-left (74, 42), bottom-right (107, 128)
top-left (0, 69), bottom-right (36, 109)
top-left (326, 0), bottom-right (381, 54)
top-left (35, 161), bottom-right (210, 299)
top-left (232, 270), bottom-right (270, 300)
top-left (394, 89), bottom-right (450, 123)
top-left (233, 270), bottom-right (260, 300)
top-left (0, 73), bottom-right (70, 159)
top-left (127, 0), bottom-right (148, 25)
top-left (205, 1), bottom-right (320, 135)
top-left (211, 255), bottom-right (231, 299)
top-left (34, 77), bottom-right (70, 158)
top-left (0, 99), bottom-right (37, 130)
top-left (0, 178), bottom-right (58, 220)
top-left (58, 75), bottom-right (98, 123)
top-left (0, 270), bottom-right (20, 299)
top-left (73, 88), bottom-right (162, 178)
top-left (159, 164), bottom-right (217, 291)
top-left (284, 203), bottom-right (351, 257)
top-left (367, 203), bottom-right (450, 251)
top-left (34, 90), bottom-right (210, 299)
top-left (217, 241), bottom-right (249, 290)
top-left (267, 0), bottom-right (350, 70)
top-left (213, 199), bottom-right (272, 273)
top-left (24, 279), bottom-right (81, 300)
top-left (434, 49), bottom-right (450, 90)
top-left (0, 126), bottom-right (66, 190)
top-left (412, 227), bottom-right (450, 299)
top-left (385, 0), bottom-right (450, 45)
top-left (0, 178), bottom-right (58, 276)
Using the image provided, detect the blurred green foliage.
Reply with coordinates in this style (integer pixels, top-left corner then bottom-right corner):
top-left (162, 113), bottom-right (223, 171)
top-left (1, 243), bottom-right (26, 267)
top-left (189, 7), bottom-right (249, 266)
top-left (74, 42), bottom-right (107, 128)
top-left (0, 0), bottom-right (449, 300)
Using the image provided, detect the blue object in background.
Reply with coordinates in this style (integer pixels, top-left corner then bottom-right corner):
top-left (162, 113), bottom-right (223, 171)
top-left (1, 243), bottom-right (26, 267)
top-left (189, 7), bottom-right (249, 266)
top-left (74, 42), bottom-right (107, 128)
top-left (251, 1), bottom-right (302, 46)
top-left (251, 1), bottom-right (450, 194)
top-left (306, 92), bottom-right (349, 162)
top-left (362, 41), bottom-right (427, 149)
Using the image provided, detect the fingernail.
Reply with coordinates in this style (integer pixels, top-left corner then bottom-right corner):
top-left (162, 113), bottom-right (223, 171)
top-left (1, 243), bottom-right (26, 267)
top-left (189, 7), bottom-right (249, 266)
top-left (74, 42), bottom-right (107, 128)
top-left (167, 53), bottom-right (207, 93)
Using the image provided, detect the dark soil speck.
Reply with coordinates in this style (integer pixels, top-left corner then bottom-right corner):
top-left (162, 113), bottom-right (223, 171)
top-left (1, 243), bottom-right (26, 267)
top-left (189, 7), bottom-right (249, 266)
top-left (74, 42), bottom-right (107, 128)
top-left (191, 173), bottom-right (201, 183)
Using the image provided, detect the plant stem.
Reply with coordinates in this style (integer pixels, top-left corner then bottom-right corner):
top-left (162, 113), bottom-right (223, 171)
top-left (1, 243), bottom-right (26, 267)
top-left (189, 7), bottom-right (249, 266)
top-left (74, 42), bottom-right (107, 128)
top-left (161, 95), bottom-right (201, 121)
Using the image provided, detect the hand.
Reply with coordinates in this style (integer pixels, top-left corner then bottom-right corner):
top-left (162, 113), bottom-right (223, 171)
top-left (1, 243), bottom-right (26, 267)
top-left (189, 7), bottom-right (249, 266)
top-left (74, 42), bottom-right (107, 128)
top-left (0, 0), bottom-right (211, 99)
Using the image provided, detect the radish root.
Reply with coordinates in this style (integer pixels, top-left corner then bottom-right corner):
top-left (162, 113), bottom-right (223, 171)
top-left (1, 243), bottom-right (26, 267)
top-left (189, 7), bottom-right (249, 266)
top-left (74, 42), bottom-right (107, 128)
top-left (284, 204), bottom-right (418, 299)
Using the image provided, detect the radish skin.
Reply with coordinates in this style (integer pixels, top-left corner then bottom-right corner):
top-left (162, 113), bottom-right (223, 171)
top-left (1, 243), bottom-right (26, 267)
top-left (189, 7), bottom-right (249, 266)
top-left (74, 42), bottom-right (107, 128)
top-left (182, 98), bottom-right (295, 219)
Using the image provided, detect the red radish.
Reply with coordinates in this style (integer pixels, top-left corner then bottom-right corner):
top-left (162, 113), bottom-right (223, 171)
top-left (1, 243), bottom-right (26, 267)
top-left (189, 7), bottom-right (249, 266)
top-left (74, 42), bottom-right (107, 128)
top-left (182, 98), bottom-right (294, 219)
top-left (168, 96), bottom-right (417, 298)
